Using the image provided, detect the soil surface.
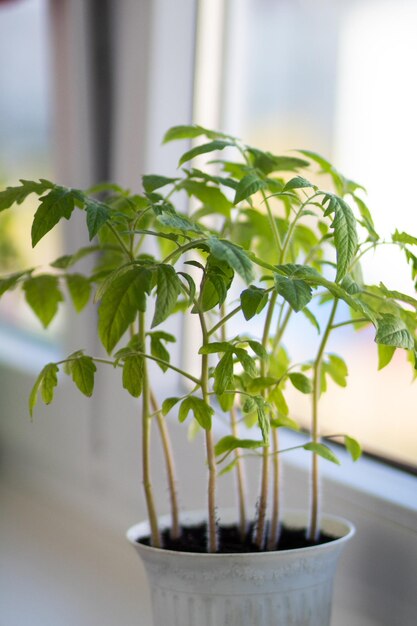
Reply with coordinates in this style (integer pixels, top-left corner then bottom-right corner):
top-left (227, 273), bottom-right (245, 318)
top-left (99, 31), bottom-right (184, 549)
top-left (139, 521), bottom-right (336, 553)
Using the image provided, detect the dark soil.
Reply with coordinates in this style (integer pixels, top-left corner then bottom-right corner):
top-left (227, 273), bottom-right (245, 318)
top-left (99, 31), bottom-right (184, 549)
top-left (139, 521), bottom-right (336, 553)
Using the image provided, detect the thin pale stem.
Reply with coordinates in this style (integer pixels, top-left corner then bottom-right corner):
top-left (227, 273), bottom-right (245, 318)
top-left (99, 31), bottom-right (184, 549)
top-left (139, 312), bottom-right (161, 548)
top-left (309, 298), bottom-right (338, 541)
top-left (150, 390), bottom-right (180, 540)
top-left (267, 427), bottom-right (280, 550)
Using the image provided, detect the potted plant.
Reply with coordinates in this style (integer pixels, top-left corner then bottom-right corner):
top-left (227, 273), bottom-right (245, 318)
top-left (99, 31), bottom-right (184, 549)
top-left (1, 125), bottom-right (416, 625)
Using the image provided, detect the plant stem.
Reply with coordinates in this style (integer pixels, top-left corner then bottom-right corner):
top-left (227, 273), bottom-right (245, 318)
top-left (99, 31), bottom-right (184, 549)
top-left (198, 307), bottom-right (218, 553)
top-left (267, 426), bottom-right (280, 550)
top-left (254, 291), bottom-right (278, 549)
top-left (149, 390), bottom-right (180, 540)
top-left (220, 305), bottom-right (247, 540)
top-left (139, 312), bottom-right (161, 548)
top-left (309, 298), bottom-right (338, 541)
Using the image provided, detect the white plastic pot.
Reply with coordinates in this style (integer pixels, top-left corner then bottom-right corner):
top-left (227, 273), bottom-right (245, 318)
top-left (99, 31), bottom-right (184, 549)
top-left (127, 509), bottom-right (354, 626)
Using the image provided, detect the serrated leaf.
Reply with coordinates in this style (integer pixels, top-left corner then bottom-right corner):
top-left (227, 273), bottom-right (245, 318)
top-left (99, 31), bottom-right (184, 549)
top-left (341, 274), bottom-right (360, 295)
top-left (152, 264), bottom-right (181, 327)
top-left (0, 179), bottom-right (53, 212)
top-left (84, 197), bottom-right (111, 239)
top-left (240, 286), bottom-right (268, 320)
top-left (0, 270), bottom-right (30, 297)
top-left (163, 124), bottom-right (222, 143)
top-left (233, 347), bottom-right (257, 377)
top-left (157, 211), bottom-right (204, 234)
top-left (301, 307), bottom-right (320, 333)
top-left (178, 140), bottom-right (232, 167)
top-left (142, 175), bottom-right (177, 193)
top-left (303, 442), bottom-right (340, 465)
top-left (178, 396), bottom-right (214, 430)
top-left (271, 415), bottom-right (300, 431)
top-left (199, 342), bottom-right (231, 354)
top-left (207, 237), bottom-right (254, 283)
top-left (177, 271), bottom-right (196, 305)
top-left (283, 176), bottom-right (316, 192)
top-left (233, 173), bottom-right (267, 205)
top-left (328, 196), bottom-right (358, 282)
top-left (392, 230), bottom-right (417, 246)
top-left (325, 354), bottom-right (348, 387)
top-left (377, 344), bottom-right (396, 370)
top-left (40, 363), bottom-right (59, 405)
top-left (98, 267), bottom-right (152, 352)
top-left (23, 275), bottom-right (63, 328)
top-left (31, 187), bottom-right (75, 247)
top-left (65, 274), bottom-right (91, 312)
top-left (254, 396), bottom-right (270, 443)
top-left (67, 355), bottom-right (96, 397)
top-left (122, 353), bottom-right (144, 397)
top-left (213, 351), bottom-right (234, 395)
top-left (214, 436), bottom-right (264, 456)
top-left (150, 334), bottom-right (170, 371)
top-left (288, 372), bottom-right (313, 393)
top-left (274, 274), bottom-right (312, 312)
top-left (268, 386), bottom-right (289, 416)
top-left (162, 397), bottom-right (181, 415)
top-left (375, 314), bottom-right (414, 350)
top-left (344, 435), bottom-right (362, 461)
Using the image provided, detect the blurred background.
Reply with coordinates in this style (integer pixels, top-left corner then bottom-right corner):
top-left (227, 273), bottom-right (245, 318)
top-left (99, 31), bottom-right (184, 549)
top-left (0, 1), bottom-right (416, 625)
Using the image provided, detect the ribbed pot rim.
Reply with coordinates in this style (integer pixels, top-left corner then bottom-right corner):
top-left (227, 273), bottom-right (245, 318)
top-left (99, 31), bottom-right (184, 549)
top-left (126, 508), bottom-right (355, 559)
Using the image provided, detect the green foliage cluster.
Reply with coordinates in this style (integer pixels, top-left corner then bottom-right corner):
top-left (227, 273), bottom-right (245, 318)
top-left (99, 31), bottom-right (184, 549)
top-left (1, 125), bottom-right (416, 551)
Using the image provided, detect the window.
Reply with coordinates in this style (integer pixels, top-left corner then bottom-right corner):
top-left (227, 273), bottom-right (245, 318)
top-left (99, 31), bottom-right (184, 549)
top-left (216, 0), bottom-right (417, 468)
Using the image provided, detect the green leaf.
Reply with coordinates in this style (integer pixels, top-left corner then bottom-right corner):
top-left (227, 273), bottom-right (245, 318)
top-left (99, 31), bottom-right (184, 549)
top-left (301, 307), bottom-right (321, 333)
top-left (378, 283), bottom-right (417, 309)
top-left (375, 314), bottom-right (414, 350)
top-left (303, 442), bottom-right (340, 465)
top-left (288, 372), bottom-right (313, 394)
top-left (218, 391), bottom-right (235, 411)
top-left (247, 148), bottom-right (309, 175)
top-left (392, 230), bottom-right (417, 246)
top-left (246, 376), bottom-right (278, 393)
top-left (29, 362), bottom-right (59, 416)
top-left (149, 334), bottom-right (170, 371)
top-left (162, 397), bottom-right (181, 415)
top-left (152, 264), bottom-right (181, 328)
top-left (41, 363), bottom-right (59, 405)
top-left (327, 196), bottom-right (358, 282)
top-left (213, 351), bottom-right (234, 395)
top-left (181, 179), bottom-right (232, 216)
top-left (98, 267), bottom-right (152, 352)
top-left (67, 355), bottom-right (96, 397)
top-left (377, 344), bottom-right (396, 370)
top-left (268, 386), bottom-right (289, 416)
top-left (325, 354), bottom-right (348, 387)
top-left (233, 173), bottom-right (267, 205)
top-left (344, 435), bottom-right (362, 461)
top-left (157, 211), bottom-right (204, 234)
top-left (23, 275), bottom-right (63, 328)
top-left (50, 246), bottom-right (102, 269)
top-left (208, 237), bottom-right (254, 283)
top-left (0, 270), bottom-right (31, 297)
top-left (271, 415), bottom-right (300, 431)
top-left (178, 396), bottom-right (214, 430)
top-left (199, 342), bottom-right (230, 354)
top-left (31, 187), bottom-right (76, 247)
top-left (233, 347), bottom-right (257, 377)
top-left (341, 274), bottom-right (360, 295)
top-left (254, 396), bottom-right (270, 443)
top-left (178, 140), bottom-right (233, 167)
top-left (214, 436), bottom-right (264, 456)
top-left (65, 274), bottom-right (91, 312)
top-left (247, 340), bottom-right (268, 360)
top-left (283, 176), bottom-right (316, 192)
top-left (163, 124), bottom-right (223, 143)
top-left (122, 353), bottom-right (144, 397)
top-left (142, 175), bottom-right (178, 193)
top-left (274, 274), bottom-right (312, 312)
top-left (0, 179), bottom-right (53, 212)
top-left (84, 198), bottom-right (111, 240)
top-left (240, 286), bottom-right (268, 320)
